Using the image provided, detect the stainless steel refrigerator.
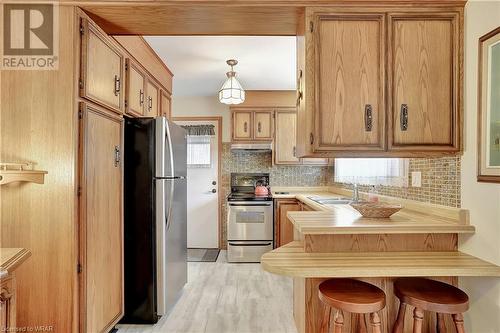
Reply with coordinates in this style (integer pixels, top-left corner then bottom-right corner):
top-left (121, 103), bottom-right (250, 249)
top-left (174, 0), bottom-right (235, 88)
top-left (122, 117), bottom-right (187, 324)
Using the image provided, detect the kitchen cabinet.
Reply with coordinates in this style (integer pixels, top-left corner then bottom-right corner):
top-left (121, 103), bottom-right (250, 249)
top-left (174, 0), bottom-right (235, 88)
top-left (274, 109), bottom-right (330, 166)
top-left (79, 102), bottom-right (124, 333)
top-left (125, 58), bottom-right (146, 117)
top-left (388, 12), bottom-right (460, 152)
top-left (297, 8), bottom-right (462, 157)
top-left (145, 78), bottom-right (160, 117)
top-left (232, 110), bottom-right (253, 141)
top-left (80, 18), bottom-right (125, 114)
top-left (0, 276), bottom-right (15, 331)
top-left (253, 110), bottom-right (274, 140)
top-left (275, 199), bottom-right (301, 247)
top-left (160, 90), bottom-right (172, 119)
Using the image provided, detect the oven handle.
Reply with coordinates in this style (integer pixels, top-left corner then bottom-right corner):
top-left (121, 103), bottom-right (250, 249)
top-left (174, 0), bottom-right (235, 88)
top-left (228, 202), bottom-right (272, 206)
top-left (228, 242), bottom-right (273, 247)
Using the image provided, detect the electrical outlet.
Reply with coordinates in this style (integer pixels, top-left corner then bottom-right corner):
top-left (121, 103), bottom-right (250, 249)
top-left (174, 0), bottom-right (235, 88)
top-left (411, 171), bottom-right (422, 187)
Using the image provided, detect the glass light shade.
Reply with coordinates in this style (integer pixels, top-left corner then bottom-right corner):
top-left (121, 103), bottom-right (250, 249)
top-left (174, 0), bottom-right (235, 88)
top-left (218, 73), bottom-right (245, 105)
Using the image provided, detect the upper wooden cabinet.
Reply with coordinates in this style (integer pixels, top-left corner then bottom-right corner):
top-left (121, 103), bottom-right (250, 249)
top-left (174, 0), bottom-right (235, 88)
top-left (232, 110), bottom-right (254, 141)
top-left (254, 111), bottom-right (274, 140)
top-left (125, 58), bottom-right (146, 117)
top-left (145, 78), bottom-right (160, 117)
top-left (297, 8), bottom-right (463, 157)
top-left (274, 109), bottom-right (329, 165)
top-left (314, 13), bottom-right (386, 152)
top-left (80, 18), bottom-right (125, 114)
top-left (160, 90), bottom-right (172, 119)
top-left (388, 13), bottom-right (460, 151)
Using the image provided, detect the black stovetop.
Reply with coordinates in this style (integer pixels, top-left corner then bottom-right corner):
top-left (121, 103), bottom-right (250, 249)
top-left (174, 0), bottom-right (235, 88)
top-left (227, 192), bottom-right (273, 201)
top-left (227, 173), bottom-right (272, 201)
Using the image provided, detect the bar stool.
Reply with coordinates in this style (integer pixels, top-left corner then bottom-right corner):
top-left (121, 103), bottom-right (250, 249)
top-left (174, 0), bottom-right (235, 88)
top-left (318, 278), bottom-right (386, 333)
top-left (393, 277), bottom-right (469, 333)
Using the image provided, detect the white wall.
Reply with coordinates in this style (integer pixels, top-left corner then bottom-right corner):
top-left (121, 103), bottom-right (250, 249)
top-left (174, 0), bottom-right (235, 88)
top-left (172, 96), bottom-right (231, 142)
top-left (460, 1), bottom-right (500, 331)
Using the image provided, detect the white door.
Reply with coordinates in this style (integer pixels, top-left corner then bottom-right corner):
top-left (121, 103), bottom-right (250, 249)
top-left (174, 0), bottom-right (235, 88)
top-left (174, 119), bottom-right (219, 248)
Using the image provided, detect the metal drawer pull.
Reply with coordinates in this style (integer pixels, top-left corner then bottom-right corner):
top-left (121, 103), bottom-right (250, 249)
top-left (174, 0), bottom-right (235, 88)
top-left (114, 75), bottom-right (120, 96)
top-left (114, 146), bottom-right (120, 167)
top-left (364, 104), bottom-right (373, 132)
top-left (148, 96), bottom-right (153, 111)
top-left (400, 104), bottom-right (409, 131)
top-left (228, 242), bottom-right (272, 247)
top-left (139, 90), bottom-right (144, 105)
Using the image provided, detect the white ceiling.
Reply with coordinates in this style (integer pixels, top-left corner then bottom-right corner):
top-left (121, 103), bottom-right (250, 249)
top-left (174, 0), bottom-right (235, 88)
top-left (144, 36), bottom-right (296, 97)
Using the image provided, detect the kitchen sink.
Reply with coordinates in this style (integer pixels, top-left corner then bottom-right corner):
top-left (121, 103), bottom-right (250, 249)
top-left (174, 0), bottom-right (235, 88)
top-left (308, 196), bottom-right (352, 205)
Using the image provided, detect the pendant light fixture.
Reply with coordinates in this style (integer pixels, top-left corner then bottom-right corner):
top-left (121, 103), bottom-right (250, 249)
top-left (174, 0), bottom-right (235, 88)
top-left (218, 59), bottom-right (245, 105)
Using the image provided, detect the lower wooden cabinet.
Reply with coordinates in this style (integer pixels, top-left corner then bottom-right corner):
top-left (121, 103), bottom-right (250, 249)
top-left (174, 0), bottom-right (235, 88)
top-left (79, 102), bottom-right (124, 333)
top-left (0, 276), bottom-right (16, 332)
top-left (275, 199), bottom-right (302, 247)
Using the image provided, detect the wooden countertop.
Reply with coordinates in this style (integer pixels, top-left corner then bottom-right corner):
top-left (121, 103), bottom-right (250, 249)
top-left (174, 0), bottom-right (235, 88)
top-left (1, 248), bottom-right (31, 276)
top-left (261, 241), bottom-right (500, 278)
top-left (272, 189), bottom-right (474, 235)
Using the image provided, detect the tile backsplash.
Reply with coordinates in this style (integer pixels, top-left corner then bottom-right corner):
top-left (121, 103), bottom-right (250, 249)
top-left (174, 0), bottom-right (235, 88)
top-left (330, 156), bottom-right (461, 208)
top-left (219, 143), bottom-right (461, 247)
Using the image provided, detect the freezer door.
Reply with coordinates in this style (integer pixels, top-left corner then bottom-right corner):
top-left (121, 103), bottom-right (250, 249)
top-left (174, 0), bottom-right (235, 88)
top-left (155, 117), bottom-right (187, 179)
top-left (156, 178), bottom-right (187, 316)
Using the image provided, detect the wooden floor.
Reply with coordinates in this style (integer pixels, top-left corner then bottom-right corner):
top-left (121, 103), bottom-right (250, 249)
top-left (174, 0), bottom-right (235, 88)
top-left (117, 251), bottom-right (297, 333)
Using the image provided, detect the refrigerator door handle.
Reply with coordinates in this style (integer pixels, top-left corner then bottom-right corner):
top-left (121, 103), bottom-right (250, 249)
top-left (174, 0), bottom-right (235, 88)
top-left (165, 121), bottom-right (175, 178)
top-left (166, 180), bottom-right (174, 230)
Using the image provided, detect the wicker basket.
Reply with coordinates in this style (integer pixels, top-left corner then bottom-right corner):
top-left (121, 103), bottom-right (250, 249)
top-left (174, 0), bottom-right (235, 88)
top-left (349, 202), bottom-right (402, 218)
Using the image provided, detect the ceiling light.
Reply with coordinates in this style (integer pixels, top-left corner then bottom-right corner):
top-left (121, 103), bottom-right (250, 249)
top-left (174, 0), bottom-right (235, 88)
top-left (218, 59), bottom-right (245, 105)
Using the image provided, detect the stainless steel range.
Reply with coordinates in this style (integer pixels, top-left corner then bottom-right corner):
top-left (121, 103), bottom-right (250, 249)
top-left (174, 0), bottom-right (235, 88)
top-left (227, 173), bottom-right (273, 263)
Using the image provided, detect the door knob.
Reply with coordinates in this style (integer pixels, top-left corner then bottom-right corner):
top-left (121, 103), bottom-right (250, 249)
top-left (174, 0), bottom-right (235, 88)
top-left (212, 189), bottom-right (217, 193)
top-left (212, 181), bottom-right (217, 185)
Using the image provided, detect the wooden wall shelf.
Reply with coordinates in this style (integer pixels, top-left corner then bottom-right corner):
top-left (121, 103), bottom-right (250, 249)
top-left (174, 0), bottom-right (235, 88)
top-left (0, 163), bottom-right (47, 186)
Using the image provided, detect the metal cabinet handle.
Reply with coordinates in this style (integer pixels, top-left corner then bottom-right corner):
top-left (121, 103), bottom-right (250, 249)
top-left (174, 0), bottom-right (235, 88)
top-left (148, 96), bottom-right (153, 112)
top-left (212, 181), bottom-right (217, 185)
top-left (364, 104), bottom-right (373, 132)
top-left (139, 90), bottom-right (144, 105)
top-left (244, 122), bottom-right (248, 132)
top-left (258, 122), bottom-right (262, 133)
top-left (114, 75), bottom-right (120, 96)
top-left (293, 146), bottom-right (296, 157)
top-left (296, 69), bottom-right (303, 107)
top-left (114, 146), bottom-right (120, 167)
top-left (212, 189), bottom-right (217, 193)
top-left (400, 104), bottom-right (408, 131)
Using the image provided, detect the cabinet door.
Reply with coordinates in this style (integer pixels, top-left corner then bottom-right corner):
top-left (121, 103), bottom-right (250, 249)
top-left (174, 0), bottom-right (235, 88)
top-left (275, 110), bottom-right (300, 165)
top-left (160, 90), bottom-right (172, 119)
top-left (254, 111), bottom-right (273, 140)
top-left (0, 276), bottom-right (15, 331)
top-left (389, 13), bottom-right (459, 151)
top-left (276, 200), bottom-right (301, 247)
top-left (125, 59), bottom-right (146, 117)
top-left (313, 13), bottom-right (385, 151)
top-left (145, 79), bottom-right (160, 117)
top-left (79, 103), bottom-right (123, 333)
top-left (232, 111), bottom-right (253, 141)
top-left (81, 19), bottom-right (124, 114)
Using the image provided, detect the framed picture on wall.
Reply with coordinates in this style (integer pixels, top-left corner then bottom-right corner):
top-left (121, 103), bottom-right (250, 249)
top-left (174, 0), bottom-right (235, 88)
top-left (478, 26), bottom-right (500, 183)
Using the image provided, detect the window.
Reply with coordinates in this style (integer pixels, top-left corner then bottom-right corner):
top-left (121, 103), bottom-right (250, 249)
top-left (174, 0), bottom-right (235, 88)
top-left (334, 158), bottom-right (409, 187)
top-left (186, 135), bottom-right (212, 168)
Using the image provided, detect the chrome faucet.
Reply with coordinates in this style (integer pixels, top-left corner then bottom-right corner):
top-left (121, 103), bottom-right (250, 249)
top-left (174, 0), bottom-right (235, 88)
top-left (352, 183), bottom-right (359, 202)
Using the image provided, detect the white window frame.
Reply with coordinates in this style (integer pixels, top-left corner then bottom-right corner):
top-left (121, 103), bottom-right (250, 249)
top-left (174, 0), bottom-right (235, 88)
top-left (334, 158), bottom-right (409, 187)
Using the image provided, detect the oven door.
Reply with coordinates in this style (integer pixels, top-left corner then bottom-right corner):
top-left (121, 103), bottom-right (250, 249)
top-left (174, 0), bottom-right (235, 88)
top-left (227, 201), bottom-right (273, 241)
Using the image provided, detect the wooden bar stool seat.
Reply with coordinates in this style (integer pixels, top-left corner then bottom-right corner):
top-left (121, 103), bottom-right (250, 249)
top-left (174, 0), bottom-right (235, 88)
top-left (318, 278), bottom-right (386, 333)
top-left (393, 277), bottom-right (469, 333)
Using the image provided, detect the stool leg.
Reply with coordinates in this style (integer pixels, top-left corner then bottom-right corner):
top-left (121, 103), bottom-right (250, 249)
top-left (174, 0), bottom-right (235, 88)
top-left (333, 310), bottom-right (344, 333)
top-left (437, 313), bottom-right (447, 333)
top-left (320, 305), bottom-right (331, 333)
top-left (369, 312), bottom-right (382, 333)
top-left (358, 314), bottom-right (367, 333)
top-left (412, 308), bottom-right (424, 333)
top-left (392, 302), bottom-right (406, 333)
top-left (452, 313), bottom-right (466, 333)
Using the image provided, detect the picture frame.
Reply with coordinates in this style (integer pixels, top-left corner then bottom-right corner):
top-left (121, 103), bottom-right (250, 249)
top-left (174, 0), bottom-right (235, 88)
top-left (478, 26), bottom-right (500, 183)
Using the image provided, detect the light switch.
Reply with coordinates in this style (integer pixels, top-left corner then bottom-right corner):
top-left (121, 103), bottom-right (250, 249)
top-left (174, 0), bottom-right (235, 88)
top-left (411, 171), bottom-right (422, 187)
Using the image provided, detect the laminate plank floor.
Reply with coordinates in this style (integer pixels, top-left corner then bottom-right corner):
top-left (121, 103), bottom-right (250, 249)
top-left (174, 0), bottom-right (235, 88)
top-left (117, 250), bottom-right (297, 333)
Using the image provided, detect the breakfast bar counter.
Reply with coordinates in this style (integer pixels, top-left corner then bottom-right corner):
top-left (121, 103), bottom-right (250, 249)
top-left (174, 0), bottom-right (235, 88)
top-left (263, 190), bottom-right (500, 333)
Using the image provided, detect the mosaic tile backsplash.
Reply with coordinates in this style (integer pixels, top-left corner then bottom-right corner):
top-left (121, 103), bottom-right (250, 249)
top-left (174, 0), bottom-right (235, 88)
top-left (219, 143), bottom-right (461, 247)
